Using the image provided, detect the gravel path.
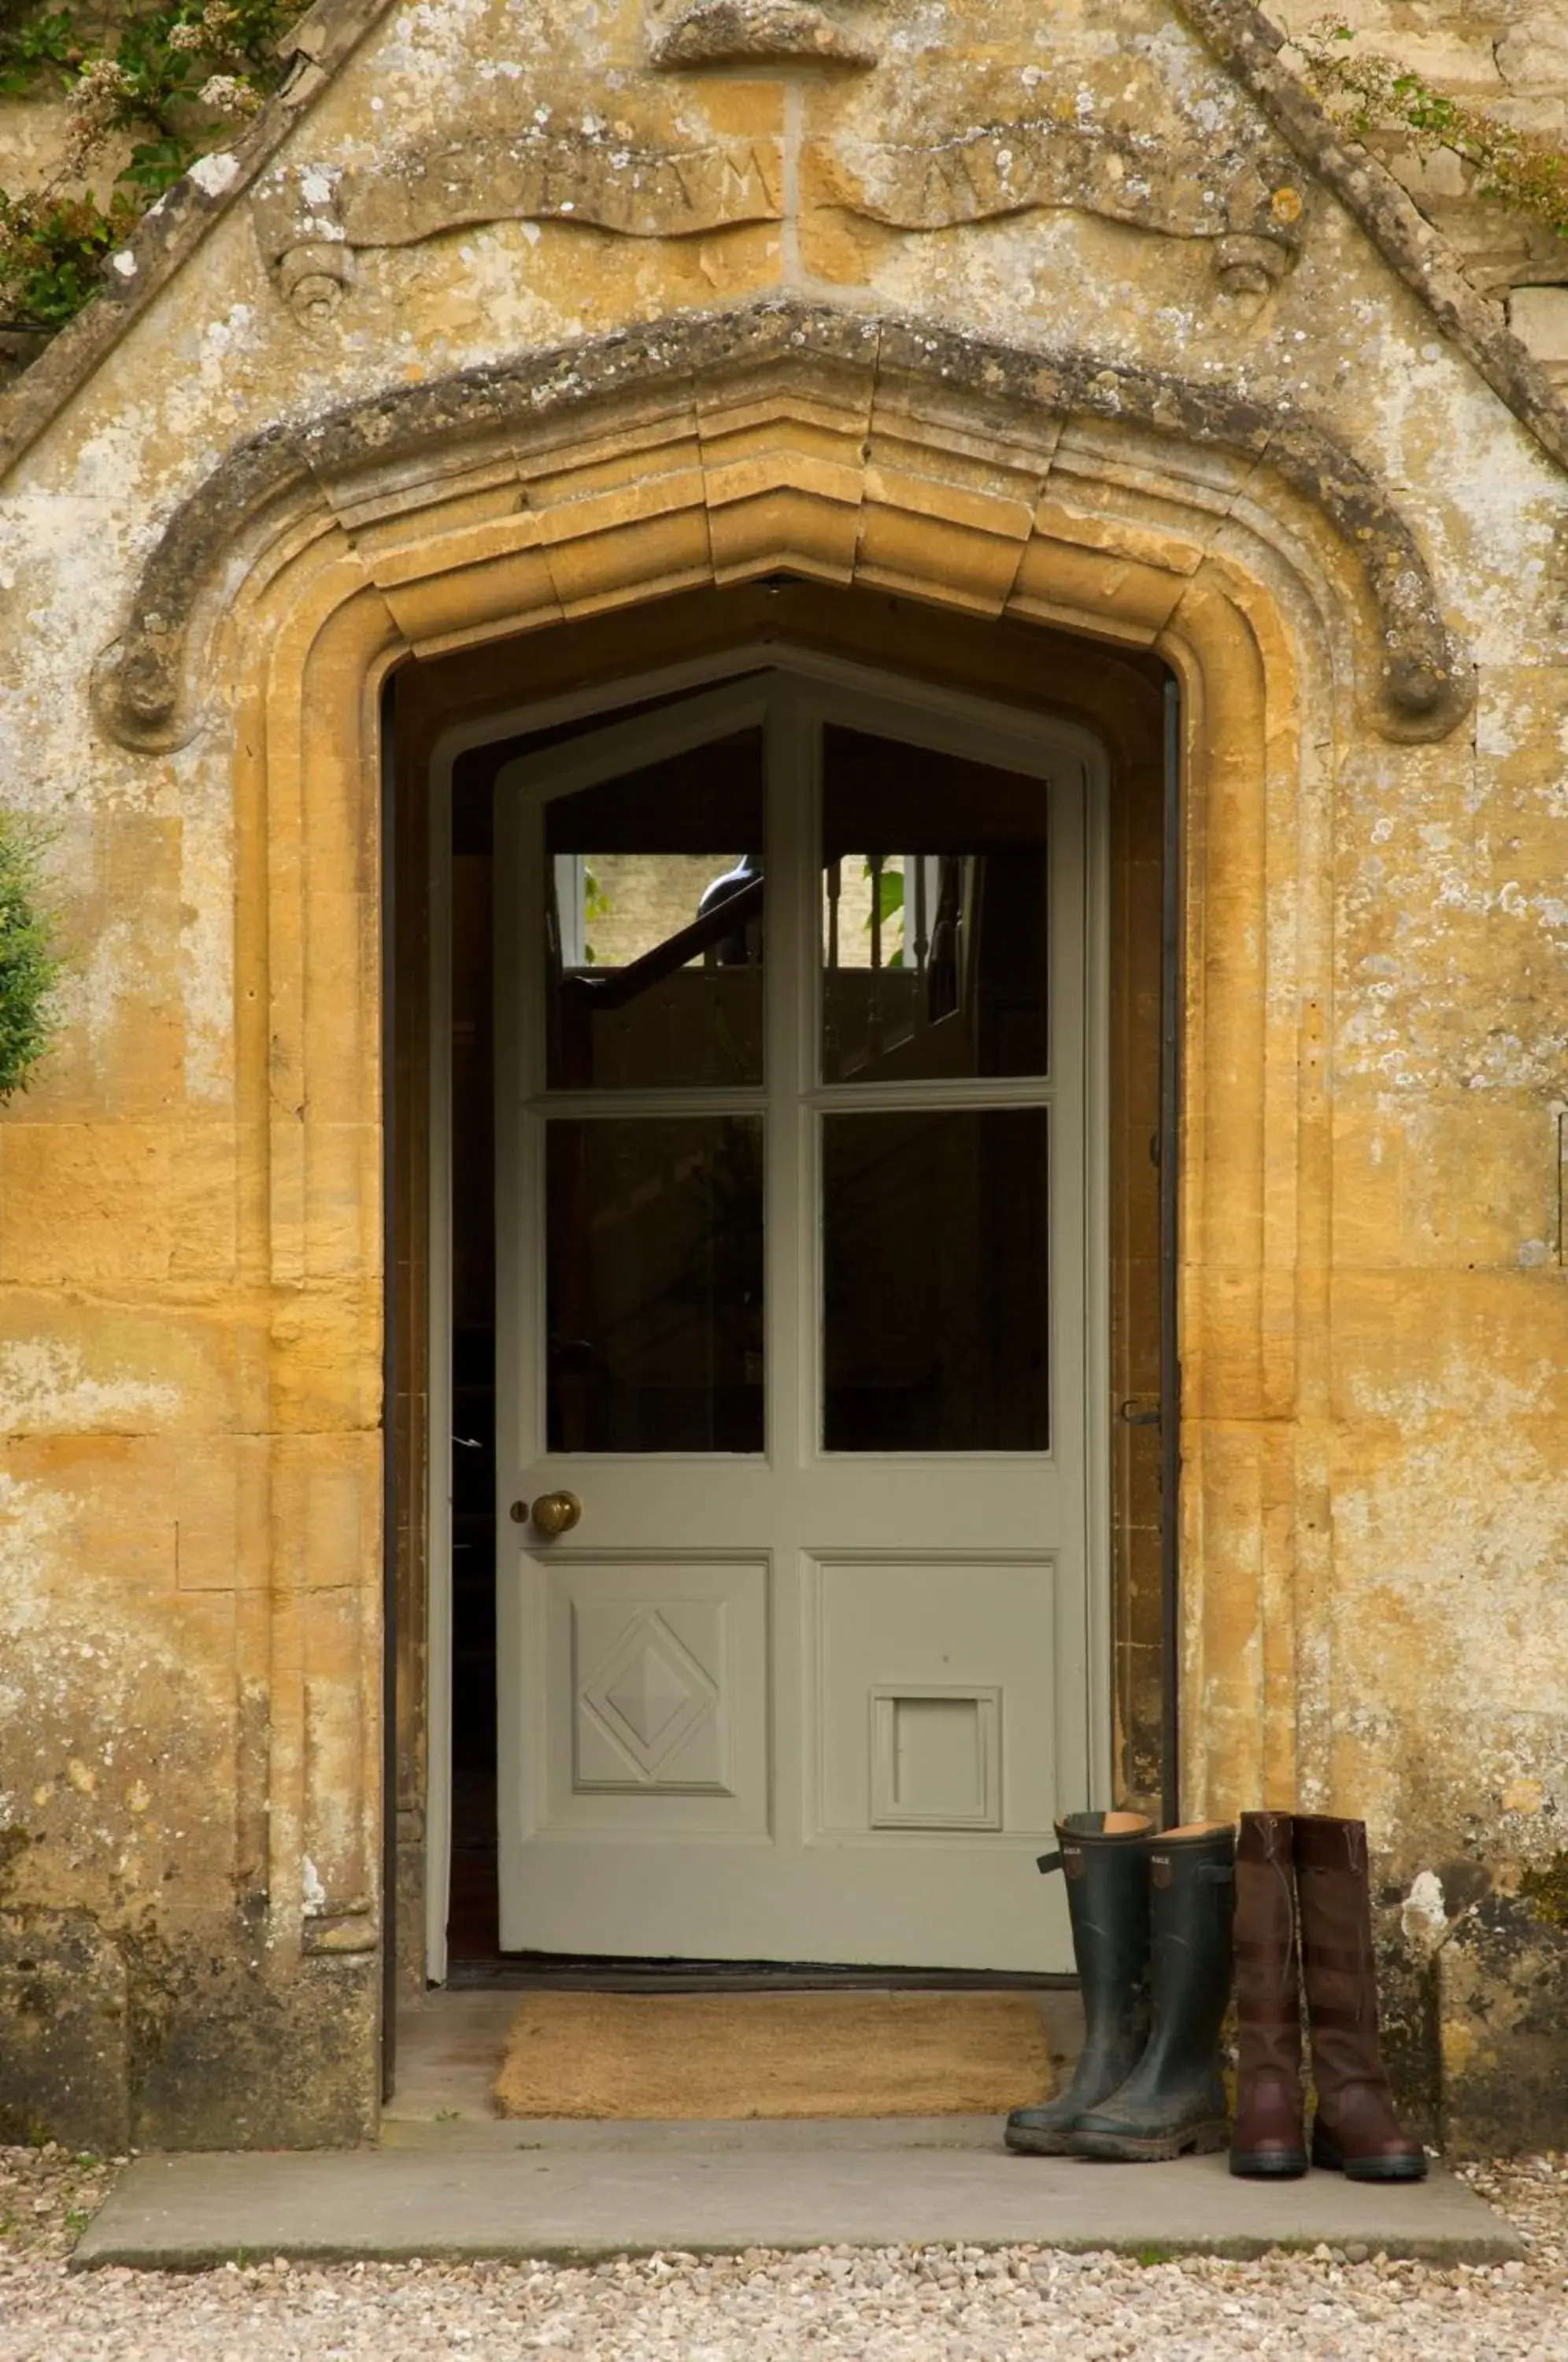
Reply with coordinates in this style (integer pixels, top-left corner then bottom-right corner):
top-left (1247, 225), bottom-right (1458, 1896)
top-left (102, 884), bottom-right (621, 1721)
top-left (3, 2142), bottom-right (1566, 2360)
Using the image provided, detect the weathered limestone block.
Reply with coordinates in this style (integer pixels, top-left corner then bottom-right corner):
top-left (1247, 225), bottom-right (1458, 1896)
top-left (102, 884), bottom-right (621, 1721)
top-left (0, 1908), bottom-right (131, 2153)
top-left (1371, 1907), bottom-right (1444, 2149)
top-left (1499, 14), bottom-right (1568, 91)
top-left (1433, 1861), bottom-right (1568, 2156)
top-left (1509, 289), bottom-right (1568, 393)
top-left (802, 61), bottom-right (1306, 298)
top-left (125, 1943), bottom-right (380, 2153)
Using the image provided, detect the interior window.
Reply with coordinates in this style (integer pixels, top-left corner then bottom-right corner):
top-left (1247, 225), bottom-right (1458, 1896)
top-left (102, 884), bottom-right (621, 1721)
top-left (543, 729), bottom-right (765, 1090)
top-left (820, 726), bottom-right (1049, 1085)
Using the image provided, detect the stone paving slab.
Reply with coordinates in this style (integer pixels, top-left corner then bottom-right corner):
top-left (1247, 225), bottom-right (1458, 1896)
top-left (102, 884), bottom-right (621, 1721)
top-left (74, 2122), bottom-right (1518, 2269)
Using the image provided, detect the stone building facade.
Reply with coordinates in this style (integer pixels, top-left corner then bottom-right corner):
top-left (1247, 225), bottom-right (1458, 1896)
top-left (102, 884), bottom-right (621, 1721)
top-left (2, 0), bottom-right (1567, 2153)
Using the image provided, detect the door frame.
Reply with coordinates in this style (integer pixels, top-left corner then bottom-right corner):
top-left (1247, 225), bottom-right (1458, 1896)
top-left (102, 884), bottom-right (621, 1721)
top-left (423, 640), bottom-right (1113, 1982)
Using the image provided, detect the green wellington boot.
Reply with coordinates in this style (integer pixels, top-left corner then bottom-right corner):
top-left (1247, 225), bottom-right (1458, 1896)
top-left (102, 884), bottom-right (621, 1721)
top-left (1005, 1811), bottom-right (1153, 2156)
top-left (1071, 1820), bottom-right (1236, 2162)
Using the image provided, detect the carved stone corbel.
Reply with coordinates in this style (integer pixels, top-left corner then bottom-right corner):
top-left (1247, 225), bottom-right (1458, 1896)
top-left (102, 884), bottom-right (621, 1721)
top-left (253, 165), bottom-right (353, 323)
top-left (648, 0), bottom-right (879, 68)
top-left (276, 240), bottom-right (352, 323)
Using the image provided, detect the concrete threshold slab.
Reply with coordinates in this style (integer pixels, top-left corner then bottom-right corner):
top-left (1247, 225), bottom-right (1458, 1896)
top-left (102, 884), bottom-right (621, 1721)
top-left (379, 2113), bottom-right (1011, 2153)
top-left (74, 2120), bottom-right (1518, 2269)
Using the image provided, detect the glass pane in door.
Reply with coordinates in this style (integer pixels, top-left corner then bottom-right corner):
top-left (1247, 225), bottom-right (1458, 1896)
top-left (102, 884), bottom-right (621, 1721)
top-left (820, 727), bottom-right (1048, 1084)
top-left (821, 1107), bottom-right (1049, 1451)
top-left (545, 1116), bottom-right (764, 1453)
top-left (545, 730), bottom-right (764, 1089)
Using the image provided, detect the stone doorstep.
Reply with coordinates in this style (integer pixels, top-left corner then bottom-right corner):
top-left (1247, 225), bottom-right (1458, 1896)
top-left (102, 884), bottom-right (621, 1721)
top-left (72, 2120), bottom-right (1520, 2271)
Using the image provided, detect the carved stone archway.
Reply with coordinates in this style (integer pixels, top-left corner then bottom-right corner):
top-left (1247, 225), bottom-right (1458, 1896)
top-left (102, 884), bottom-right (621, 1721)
top-left (95, 298), bottom-right (1471, 2038)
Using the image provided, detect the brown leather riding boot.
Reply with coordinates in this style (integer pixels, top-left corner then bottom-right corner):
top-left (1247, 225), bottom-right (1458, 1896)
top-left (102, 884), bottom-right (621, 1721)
top-left (1230, 1810), bottom-right (1307, 2178)
top-left (1295, 1815), bottom-right (1427, 2182)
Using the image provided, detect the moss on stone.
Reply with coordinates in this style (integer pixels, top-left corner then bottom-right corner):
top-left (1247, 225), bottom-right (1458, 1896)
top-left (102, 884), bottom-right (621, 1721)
top-left (1519, 1856), bottom-right (1568, 1932)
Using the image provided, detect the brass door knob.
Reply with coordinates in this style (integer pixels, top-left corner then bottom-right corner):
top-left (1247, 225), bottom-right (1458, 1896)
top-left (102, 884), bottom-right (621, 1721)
top-left (529, 1490), bottom-right (582, 1538)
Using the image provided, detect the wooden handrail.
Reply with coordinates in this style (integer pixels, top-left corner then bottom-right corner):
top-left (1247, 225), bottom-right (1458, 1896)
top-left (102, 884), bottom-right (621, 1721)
top-left (560, 875), bottom-right (764, 1012)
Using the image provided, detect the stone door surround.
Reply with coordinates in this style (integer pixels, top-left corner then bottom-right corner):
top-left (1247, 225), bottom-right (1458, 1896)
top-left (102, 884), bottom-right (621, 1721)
top-left (84, 296), bottom-right (1448, 1966)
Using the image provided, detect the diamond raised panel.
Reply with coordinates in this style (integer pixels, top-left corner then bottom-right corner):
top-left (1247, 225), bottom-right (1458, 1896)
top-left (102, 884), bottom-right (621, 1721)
top-left (535, 1559), bottom-right (769, 1842)
top-left (573, 1599), bottom-right (730, 1793)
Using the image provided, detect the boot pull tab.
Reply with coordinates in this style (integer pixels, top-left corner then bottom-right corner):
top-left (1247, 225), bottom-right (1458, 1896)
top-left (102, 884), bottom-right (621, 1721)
top-left (1035, 1849), bottom-right (1064, 1876)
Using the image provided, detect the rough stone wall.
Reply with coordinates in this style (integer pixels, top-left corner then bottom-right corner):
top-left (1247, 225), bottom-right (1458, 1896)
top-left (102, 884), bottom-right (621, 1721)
top-left (1266, 0), bottom-right (1568, 382)
top-left (7, 0), bottom-right (1567, 376)
top-left (0, 0), bottom-right (1566, 2152)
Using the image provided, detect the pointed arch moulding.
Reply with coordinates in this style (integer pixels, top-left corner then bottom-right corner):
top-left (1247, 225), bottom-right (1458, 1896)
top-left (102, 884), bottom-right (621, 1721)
top-left (91, 298), bottom-right (1474, 751)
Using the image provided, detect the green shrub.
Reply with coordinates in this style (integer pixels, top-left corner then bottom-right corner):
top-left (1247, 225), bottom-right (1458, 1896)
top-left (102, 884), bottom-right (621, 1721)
top-left (0, 813), bottom-right (61, 1101)
top-left (0, 188), bottom-right (139, 328)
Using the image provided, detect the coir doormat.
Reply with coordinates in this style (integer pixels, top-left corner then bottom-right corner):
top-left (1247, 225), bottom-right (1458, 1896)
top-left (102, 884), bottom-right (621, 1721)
top-left (494, 1989), bottom-right (1055, 2120)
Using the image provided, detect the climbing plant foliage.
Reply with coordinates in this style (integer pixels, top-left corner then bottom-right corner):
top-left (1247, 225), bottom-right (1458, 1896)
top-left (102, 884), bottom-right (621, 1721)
top-left (1297, 19), bottom-right (1568, 242)
top-left (0, 813), bottom-right (60, 1103)
top-left (0, 0), bottom-right (307, 329)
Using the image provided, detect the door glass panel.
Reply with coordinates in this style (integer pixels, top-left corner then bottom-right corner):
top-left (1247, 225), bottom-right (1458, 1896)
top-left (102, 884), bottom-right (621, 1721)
top-left (821, 1107), bottom-right (1049, 1452)
top-left (544, 730), bottom-right (764, 1089)
top-left (820, 727), bottom-right (1048, 1084)
top-left (545, 1116), bottom-right (764, 1453)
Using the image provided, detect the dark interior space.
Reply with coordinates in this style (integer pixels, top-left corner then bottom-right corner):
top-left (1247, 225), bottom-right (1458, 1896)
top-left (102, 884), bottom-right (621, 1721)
top-left (447, 746), bottom-right (502, 1967)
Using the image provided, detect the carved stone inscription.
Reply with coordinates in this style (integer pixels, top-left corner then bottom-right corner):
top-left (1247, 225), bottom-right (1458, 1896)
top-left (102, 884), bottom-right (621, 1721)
top-left (253, 130), bottom-right (782, 316)
top-left (816, 118), bottom-right (1306, 289)
top-left (342, 131), bottom-right (782, 246)
top-left (253, 65), bottom-right (1306, 325)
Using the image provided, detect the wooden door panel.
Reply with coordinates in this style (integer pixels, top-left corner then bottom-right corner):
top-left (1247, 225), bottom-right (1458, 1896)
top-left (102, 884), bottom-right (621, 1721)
top-left (493, 668), bottom-right (1099, 1969)
top-left (807, 1555), bottom-right (1063, 1843)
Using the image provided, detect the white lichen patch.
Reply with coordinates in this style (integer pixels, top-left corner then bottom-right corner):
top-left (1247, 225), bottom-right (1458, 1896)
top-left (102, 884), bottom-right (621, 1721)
top-left (1401, 1868), bottom-right (1449, 1950)
top-left (189, 150), bottom-right (241, 198)
top-left (0, 1340), bottom-right (180, 1435)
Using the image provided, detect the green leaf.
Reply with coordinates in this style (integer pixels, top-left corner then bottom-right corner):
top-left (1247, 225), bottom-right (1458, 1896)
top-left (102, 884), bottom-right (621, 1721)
top-left (860, 860), bottom-right (904, 924)
top-left (118, 134), bottom-right (197, 194)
